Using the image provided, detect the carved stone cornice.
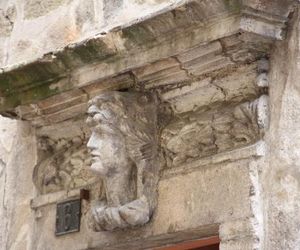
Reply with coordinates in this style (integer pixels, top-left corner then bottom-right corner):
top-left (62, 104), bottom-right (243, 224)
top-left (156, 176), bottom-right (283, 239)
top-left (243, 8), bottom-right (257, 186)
top-left (0, 0), bottom-right (297, 122)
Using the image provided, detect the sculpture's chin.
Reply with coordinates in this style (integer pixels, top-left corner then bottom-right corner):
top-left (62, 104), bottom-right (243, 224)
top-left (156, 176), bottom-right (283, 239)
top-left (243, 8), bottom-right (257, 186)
top-left (90, 162), bottom-right (107, 176)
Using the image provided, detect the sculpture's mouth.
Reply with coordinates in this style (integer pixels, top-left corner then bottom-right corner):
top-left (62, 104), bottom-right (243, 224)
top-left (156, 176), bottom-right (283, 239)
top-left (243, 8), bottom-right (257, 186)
top-left (91, 157), bottom-right (99, 163)
top-left (91, 152), bottom-right (101, 163)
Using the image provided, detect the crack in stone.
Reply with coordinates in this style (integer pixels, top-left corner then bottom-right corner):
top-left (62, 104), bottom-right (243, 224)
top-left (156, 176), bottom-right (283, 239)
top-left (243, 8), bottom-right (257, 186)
top-left (211, 114), bottom-right (219, 153)
top-left (218, 37), bottom-right (237, 64)
top-left (210, 80), bottom-right (227, 100)
top-left (172, 56), bottom-right (191, 78)
top-left (0, 8), bottom-right (14, 30)
top-left (0, 158), bottom-right (5, 178)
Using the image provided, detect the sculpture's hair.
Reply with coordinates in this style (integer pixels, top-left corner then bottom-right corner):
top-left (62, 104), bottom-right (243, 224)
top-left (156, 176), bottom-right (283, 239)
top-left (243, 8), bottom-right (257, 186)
top-left (87, 92), bottom-right (159, 227)
top-left (87, 91), bottom-right (157, 164)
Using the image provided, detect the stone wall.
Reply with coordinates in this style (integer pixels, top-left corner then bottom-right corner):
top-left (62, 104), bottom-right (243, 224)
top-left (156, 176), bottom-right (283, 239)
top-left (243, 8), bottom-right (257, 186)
top-left (0, 1), bottom-right (300, 250)
top-left (0, 0), bottom-right (182, 68)
top-left (263, 8), bottom-right (300, 249)
top-left (0, 115), bottom-right (17, 248)
top-left (0, 116), bottom-right (36, 250)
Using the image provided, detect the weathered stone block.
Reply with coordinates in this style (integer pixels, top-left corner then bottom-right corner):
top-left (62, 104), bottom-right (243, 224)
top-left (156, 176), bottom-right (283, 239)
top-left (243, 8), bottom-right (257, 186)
top-left (81, 73), bottom-right (134, 97)
top-left (220, 237), bottom-right (258, 250)
top-left (75, 0), bottom-right (95, 32)
top-left (153, 160), bottom-right (253, 235)
top-left (103, 0), bottom-right (123, 21)
top-left (32, 102), bottom-right (87, 126)
top-left (162, 63), bottom-right (262, 114)
top-left (24, 0), bottom-right (69, 19)
top-left (133, 58), bottom-right (189, 89)
top-left (219, 219), bottom-right (254, 241)
top-left (37, 89), bottom-right (87, 115)
top-left (0, 9), bottom-right (14, 37)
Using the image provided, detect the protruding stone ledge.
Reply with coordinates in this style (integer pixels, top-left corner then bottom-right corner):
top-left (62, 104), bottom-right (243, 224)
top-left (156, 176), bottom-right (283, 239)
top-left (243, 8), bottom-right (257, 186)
top-left (31, 188), bottom-right (82, 209)
top-left (162, 140), bottom-right (266, 179)
top-left (15, 73), bottom-right (134, 126)
top-left (0, 0), bottom-right (296, 119)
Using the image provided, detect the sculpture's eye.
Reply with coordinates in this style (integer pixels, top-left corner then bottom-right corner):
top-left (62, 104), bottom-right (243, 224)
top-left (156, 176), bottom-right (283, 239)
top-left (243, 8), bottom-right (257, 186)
top-left (86, 116), bottom-right (96, 127)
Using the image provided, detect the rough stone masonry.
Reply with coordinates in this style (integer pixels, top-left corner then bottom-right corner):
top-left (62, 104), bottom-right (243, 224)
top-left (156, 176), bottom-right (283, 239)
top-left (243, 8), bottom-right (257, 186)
top-left (0, 0), bottom-right (300, 250)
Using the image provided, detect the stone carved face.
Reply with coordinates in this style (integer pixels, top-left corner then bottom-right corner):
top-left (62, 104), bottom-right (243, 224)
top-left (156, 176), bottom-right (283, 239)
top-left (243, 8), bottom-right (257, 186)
top-left (87, 123), bottom-right (128, 177)
top-left (86, 91), bottom-right (159, 230)
top-left (87, 91), bottom-right (158, 213)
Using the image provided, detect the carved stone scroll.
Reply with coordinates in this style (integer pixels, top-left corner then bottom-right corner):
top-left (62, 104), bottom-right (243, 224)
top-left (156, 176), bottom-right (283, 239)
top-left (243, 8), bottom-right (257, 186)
top-left (86, 91), bottom-right (158, 231)
top-left (161, 95), bottom-right (269, 168)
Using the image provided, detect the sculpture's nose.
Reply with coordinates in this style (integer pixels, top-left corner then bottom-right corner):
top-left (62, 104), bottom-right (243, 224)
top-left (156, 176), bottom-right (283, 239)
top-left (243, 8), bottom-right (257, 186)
top-left (87, 132), bottom-right (97, 150)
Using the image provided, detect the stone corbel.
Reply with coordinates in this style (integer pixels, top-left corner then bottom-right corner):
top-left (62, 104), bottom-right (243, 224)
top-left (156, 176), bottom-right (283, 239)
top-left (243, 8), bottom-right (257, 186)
top-left (86, 91), bottom-right (158, 231)
top-left (162, 95), bottom-right (269, 168)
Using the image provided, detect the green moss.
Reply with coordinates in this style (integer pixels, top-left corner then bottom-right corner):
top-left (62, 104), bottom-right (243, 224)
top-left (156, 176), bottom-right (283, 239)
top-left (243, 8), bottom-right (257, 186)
top-left (0, 59), bottom-right (65, 94)
top-left (21, 83), bottom-right (60, 103)
top-left (0, 76), bottom-right (15, 96)
top-left (122, 24), bottom-right (156, 50)
top-left (74, 40), bottom-right (115, 63)
top-left (56, 39), bottom-right (116, 68)
top-left (223, 0), bottom-right (241, 12)
top-left (0, 82), bottom-right (61, 112)
top-left (0, 58), bottom-right (68, 114)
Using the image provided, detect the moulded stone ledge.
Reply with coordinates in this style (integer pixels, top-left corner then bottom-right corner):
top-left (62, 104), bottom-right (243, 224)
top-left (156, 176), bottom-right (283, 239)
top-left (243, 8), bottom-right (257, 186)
top-left (0, 0), bottom-right (296, 117)
top-left (162, 140), bottom-right (266, 179)
top-left (30, 188), bottom-right (82, 209)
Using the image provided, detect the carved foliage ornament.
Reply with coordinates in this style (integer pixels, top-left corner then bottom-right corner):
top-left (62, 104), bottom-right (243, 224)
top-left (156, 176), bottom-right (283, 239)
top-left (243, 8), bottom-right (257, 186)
top-left (33, 137), bottom-right (96, 194)
top-left (86, 91), bottom-right (158, 231)
top-left (162, 95), bottom-right (269, 167)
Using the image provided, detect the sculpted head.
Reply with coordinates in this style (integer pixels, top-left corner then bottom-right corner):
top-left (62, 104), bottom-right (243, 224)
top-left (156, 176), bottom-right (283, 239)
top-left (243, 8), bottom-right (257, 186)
top-left (86, 91), bottom-right (157, 178)
top-left (86, 91), bottom-right (159, 230)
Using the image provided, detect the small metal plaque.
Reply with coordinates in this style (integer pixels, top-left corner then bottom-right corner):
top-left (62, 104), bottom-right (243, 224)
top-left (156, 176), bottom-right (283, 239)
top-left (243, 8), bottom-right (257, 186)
top-left (55, 199), bottom-right (81, 236)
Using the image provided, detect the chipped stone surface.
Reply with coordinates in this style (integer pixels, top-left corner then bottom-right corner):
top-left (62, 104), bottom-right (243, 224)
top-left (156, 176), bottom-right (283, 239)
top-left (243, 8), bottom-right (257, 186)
top-left (177, 41), bottom-right (234, 76)
top-left (133, 58), bottom-right (189, 89)
top-left (24, 0), bottom-right (69, 19)
top-left (0, 8), bottom-right (14, 36)
top-left (220, 238), bottom-right (258, 250)
top-left (162, 63), bottom-right (263, 114)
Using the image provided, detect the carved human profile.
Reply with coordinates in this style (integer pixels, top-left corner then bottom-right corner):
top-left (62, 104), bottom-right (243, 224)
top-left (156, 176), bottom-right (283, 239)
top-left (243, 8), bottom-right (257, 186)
top-left (86, 91), bottom-right (158, 231)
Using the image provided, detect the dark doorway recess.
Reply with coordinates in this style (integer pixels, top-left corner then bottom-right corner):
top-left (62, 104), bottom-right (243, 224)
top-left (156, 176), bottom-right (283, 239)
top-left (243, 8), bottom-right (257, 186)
top-left (154, 236), bottom-right (220, 250)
